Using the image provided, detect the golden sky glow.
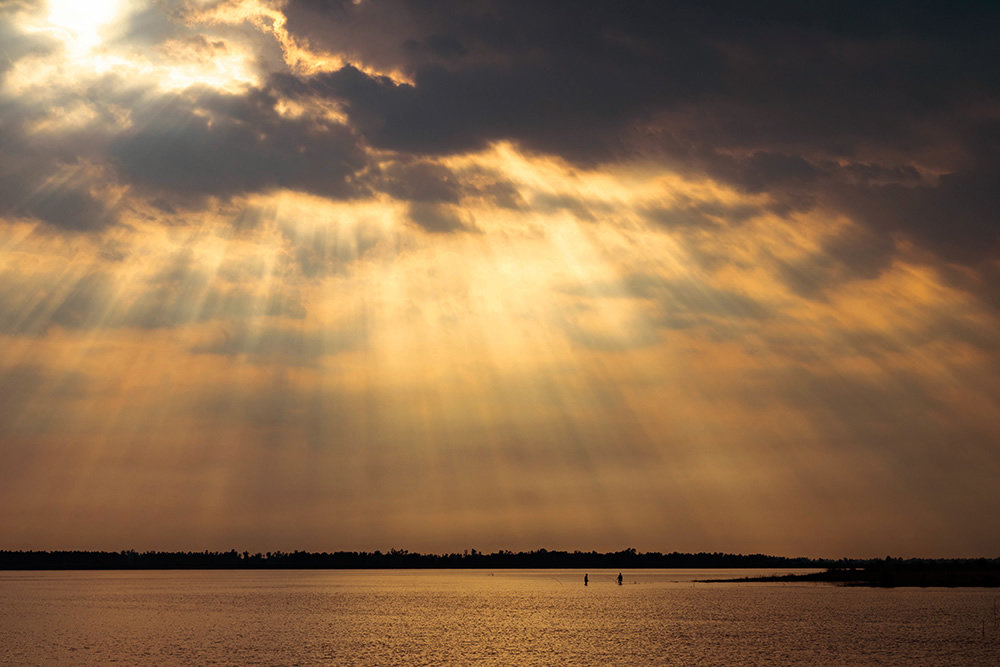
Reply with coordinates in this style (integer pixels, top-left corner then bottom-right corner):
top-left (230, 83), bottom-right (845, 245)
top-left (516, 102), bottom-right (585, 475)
top-left (1, 0), bottom-right (999, 558)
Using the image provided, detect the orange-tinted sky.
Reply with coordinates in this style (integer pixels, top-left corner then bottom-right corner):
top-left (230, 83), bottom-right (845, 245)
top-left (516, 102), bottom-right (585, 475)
top-left (1, 0), bottom-right (999, 558)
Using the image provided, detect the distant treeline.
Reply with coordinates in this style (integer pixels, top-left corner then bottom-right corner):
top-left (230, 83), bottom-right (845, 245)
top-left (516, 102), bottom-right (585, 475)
top-left (700, 556), bottom-right (1000, 587)
top-left (4, 549), bottom-right (997, 575)
top-left (1, 547), bottom-right (843, 570)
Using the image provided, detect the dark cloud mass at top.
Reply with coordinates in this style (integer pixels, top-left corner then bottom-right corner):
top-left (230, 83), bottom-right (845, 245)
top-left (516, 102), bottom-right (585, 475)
top-left (280, 0), bottom-right (1000, 288)
top-left (3, 0), bottom-right (996, 278)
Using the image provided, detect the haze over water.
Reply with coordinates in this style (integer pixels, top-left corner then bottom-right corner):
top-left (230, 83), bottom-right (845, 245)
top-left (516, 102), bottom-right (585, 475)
top-left (2, 570), bottom-right (998, 665)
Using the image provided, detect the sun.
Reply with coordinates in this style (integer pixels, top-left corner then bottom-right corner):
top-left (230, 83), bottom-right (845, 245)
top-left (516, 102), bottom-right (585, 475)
top-left (44, 0), bottom-right (122, 52)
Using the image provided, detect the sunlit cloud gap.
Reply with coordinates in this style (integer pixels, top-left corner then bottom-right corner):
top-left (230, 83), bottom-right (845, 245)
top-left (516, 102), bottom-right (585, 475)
top-left (18, 0), bottom-right (259, 92)
top-left (186, 0), bottom-right (413, 83)
top-left (41, 0), bottom-right (121, 52)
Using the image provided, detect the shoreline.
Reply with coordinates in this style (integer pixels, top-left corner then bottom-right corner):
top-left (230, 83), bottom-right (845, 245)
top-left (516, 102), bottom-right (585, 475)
top-left (697, 566), bottom-right (1000, 588)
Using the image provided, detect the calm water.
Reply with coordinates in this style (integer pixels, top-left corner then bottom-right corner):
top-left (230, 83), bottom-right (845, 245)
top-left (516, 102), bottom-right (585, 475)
top-left (1, 569), bottom-right (998, 665)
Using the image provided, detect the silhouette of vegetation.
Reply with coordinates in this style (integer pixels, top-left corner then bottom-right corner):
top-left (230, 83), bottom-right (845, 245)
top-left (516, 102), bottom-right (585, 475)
top-left (698, 557), bottom-right (1000, 587)
top-left (0, 548), bottom-right (830, 570)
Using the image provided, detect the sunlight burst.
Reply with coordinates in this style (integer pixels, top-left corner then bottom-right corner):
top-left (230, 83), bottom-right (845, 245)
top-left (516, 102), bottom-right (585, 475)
top-left (45, 0), bottom-right (121, 52)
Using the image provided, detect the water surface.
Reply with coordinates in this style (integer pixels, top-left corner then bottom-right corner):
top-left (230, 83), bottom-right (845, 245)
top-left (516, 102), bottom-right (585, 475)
top-left (1, 569), bottom-right (998, 665)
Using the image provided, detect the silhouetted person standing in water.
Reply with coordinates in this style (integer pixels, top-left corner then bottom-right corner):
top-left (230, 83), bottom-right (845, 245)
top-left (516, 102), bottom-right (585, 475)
top-left (617, 572), bottom-right (623, 585)
top-left (584, 574), bottom-right (588, 586)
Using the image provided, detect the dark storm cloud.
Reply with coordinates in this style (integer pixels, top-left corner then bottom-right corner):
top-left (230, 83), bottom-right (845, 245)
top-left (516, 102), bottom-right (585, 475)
top-left (0, 168), bottom-right (118, 231)
top-left (830, 131), bottom-right (1000, 266)
top-left (372, 159), bottom-right (524, 209)
top-left (0, 104), bottom-right (118, 230)
top-left (272, 40), bottom-right (718, 162)
top-left (109, 86), bottom-right (368, 203)
top-left (280, 0), bottom-right (997, 159)
top-left (709, 152), bottom-right (822, 195)
top-left (279, 0), bottom-right (1000, 296)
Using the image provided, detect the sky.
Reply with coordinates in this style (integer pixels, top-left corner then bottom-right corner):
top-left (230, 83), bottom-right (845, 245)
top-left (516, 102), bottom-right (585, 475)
top-left (1, 0), bottom-right (998, 559)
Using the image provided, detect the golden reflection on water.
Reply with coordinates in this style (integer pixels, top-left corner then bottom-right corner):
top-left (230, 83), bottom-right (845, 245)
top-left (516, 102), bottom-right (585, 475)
top-left (1, 570), bottom-right (998, 665)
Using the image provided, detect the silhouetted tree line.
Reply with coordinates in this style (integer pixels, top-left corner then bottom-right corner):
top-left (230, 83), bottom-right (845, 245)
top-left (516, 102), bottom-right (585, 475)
top-left (4, 549), bottom-right (996, 577)
top-left (1, 547), bottom-right (843, 570)
top-left (700, 556), bottom-right (1000, 587)
top-left (860, 557), bottom-right (1000, 587)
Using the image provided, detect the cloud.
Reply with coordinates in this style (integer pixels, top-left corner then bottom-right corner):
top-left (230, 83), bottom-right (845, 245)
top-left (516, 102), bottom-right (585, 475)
top-left (6, 0), bottom-right (993, 287)
top-left (279, 1), bottom-right (995, 161)
top-left (377, 160), bottom-right (525, 211)
top-left (709, 152), bottom-right (822, 195)
top-left (831, 137), bottom-right (1000, 265)
top-left (406, 201), bottom-right (474, 233)
top-left (642, 196), bottom-right (762, 229)
top-left (274, 0), bottom-right (1000, 305)
top-left (775, 224), bottom-right (898, 299)
top-left (106, 1), bottom-right (196, 50)
top-left (279, 1), bottom-right (726, 162)
top-left (0, 9), bottom-right (55, 78)
top-left (0, 6), bottom-right (365, 230)
top-left (379, 160), bottom-right (463, 203)
top-left (109, 86), bottom-right (369, 203)
top-left (0, 49), bottom-right (120, 230)
top-left (529, 192), bottom-right (615, 223)
top-left (0, 170), bottom-right (118, 231)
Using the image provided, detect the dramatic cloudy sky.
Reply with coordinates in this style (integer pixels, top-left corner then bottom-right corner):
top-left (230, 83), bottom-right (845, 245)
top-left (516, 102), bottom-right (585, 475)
top-left (1, 0), bottom-right (998, 557)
